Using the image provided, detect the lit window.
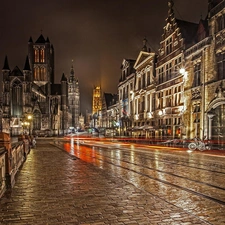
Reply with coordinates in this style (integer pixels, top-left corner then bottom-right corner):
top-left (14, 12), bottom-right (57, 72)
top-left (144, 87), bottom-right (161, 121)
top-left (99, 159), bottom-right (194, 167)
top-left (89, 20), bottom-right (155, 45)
top-left (166, 37), bottom-right (172, 55)
top-left (40, 49), bottom-right (45, 62)
top-left (35, 49), bottom-right (39, 62)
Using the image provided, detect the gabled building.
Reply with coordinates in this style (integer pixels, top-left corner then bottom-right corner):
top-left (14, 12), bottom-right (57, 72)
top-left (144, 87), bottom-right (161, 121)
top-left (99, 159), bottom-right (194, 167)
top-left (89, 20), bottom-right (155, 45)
top-left (133, 38), bottom-right (156, 138)
top-left (155, 0), bottom-right (198, 140)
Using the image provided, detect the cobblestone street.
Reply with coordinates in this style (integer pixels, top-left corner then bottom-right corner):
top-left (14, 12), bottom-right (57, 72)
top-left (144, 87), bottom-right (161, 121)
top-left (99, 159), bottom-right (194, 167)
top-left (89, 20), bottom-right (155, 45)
top-left (0, 140), bottom-right (220, 224)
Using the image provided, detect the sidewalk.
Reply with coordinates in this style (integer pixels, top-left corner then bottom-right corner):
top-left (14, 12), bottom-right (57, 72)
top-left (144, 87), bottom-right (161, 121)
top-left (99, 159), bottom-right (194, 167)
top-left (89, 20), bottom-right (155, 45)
top-left (0, 140), bottom-right (208, 225)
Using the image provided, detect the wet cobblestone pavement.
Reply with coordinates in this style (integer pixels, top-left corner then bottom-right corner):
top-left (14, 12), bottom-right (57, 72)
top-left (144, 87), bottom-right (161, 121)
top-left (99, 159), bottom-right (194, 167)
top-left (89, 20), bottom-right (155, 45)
top-left (0, 139), bottom-right (224, 224)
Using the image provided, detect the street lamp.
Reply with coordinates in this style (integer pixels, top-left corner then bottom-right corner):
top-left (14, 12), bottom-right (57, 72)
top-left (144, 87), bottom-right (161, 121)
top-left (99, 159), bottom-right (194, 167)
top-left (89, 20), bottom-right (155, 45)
top-left (27, 114), bottom-right (32, 135)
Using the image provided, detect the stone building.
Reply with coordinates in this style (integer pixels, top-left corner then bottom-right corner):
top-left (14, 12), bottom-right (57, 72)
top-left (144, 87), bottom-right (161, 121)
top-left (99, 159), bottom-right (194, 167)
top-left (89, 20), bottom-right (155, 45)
top-left (118, 59), bottom-right (135, 136)
top-left (1, 34), bottom-right (80, 136)
top-left (68, 64), bottom-right (80, 133)
top-left (92, 86), bottom-right (102, 128)
top-left (132, 38), bottom-right (156, 138)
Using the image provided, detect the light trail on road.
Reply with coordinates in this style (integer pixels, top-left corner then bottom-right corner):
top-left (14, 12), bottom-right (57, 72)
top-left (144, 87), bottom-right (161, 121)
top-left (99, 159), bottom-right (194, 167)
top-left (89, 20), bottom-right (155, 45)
top-left (54, 137), bottom-right (225, 225)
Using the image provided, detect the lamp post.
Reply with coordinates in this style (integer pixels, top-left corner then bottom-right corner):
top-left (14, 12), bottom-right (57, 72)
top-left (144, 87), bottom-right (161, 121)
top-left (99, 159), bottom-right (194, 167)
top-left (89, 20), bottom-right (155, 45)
top-left (27, 114), bottom-right (32, 135)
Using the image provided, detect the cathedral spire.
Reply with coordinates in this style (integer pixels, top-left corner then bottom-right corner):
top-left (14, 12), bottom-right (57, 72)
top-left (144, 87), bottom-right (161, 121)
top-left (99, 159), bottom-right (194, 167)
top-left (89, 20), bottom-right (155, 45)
top-left (23, 55), bottom-right (31, 71)
top-left (69, 60), bottom-right (75, 82)
top-left (61, 72), bottom-right (67, 82)
top-left (2, 55), bottom-right (10, 70)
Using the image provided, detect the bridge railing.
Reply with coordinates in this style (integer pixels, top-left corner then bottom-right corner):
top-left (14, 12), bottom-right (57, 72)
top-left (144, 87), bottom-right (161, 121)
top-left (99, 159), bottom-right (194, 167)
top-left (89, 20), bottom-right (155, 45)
top-left (0, 132), bottom-right (31, 199)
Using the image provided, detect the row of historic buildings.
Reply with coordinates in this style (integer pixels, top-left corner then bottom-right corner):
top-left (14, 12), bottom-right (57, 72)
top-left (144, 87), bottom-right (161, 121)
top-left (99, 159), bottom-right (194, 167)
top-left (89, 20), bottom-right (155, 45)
top-left (1, 35), bottom-right (81, 136)
top-left (95, 0), bottom-right (225, 145)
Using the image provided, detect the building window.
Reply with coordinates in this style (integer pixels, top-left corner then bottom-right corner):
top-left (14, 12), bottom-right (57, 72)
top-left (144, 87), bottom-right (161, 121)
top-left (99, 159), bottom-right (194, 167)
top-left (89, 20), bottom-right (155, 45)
top-left (35, 49), bottom-right (39, 62)
top-left (193, 64), bottom-right (201, 87)
top-left (147, 70), bottom-right (150, 85)
top-left (138, 78), bottom-right (141, 89)
top-left (147, 94), bottom-right (150, 112)
top-left (34, 68), bottom-right (40, 80)
top-left (142, 73), bottom-right (146, 88)
top-left (173, 86), bottom-right (181, 106)
top-left (217, 53), bottom-right (225, 80)
top-left (157, 92), bottom-right (163, 109)
top-left (40, 49), bottom-right (45, 63)
top-left (33, 111), bottom-right (41, 130)
top-left (216, 15), bottom-right (225, 32)
top-left (166, 37), bottom-right (172, 55)
top-left (165, 89), bottom-right (172, 107)
top-left (174, 57), bottom-right (182, 78)
top-left (166, 63), bottom-right (172, 81)
top-left (158, 67), bottom-right (164, 84)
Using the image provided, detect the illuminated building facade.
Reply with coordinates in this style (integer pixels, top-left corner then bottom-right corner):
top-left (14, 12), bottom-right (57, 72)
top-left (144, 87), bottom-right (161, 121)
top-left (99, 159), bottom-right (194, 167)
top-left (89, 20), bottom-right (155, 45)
top-left (154, 0), bottom-right (199, 140)
top-left (92, 86), bottom-right (102, 128)
top-left (133, 39), bottom-right (156, 138)
top-left (105, 0), bottom-right (225, 146)
top-left (1, 34), bottom-right (73, 136)
top-left (92, 86), bottom-right (102, 115)
top-left (68, 64), bottom-right (80, 132)
top-left (118, 59), bottom-right (135, 136)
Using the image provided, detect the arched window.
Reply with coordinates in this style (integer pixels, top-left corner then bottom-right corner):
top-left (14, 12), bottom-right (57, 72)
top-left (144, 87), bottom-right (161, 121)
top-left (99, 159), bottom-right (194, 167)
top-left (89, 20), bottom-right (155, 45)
top-left (40, 49), bottom-right (45, 62)
top-left (211, 104), bottom-right (225, 141)
top-left (33, 110), bottom-right (41, 130)
top-left (11, 80), bottom-right (22, 116)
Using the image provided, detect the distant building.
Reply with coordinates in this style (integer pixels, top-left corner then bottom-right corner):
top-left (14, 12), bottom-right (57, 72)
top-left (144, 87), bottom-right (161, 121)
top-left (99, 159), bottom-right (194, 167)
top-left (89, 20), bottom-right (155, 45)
top-left (92, 86), bottom-right (102, 128)
top-left (1, 34), bottom-right (80, 136)
top-left (68, 63), bottom-right (80, 132)
top-left (92, 86), bottom-right (102, 115)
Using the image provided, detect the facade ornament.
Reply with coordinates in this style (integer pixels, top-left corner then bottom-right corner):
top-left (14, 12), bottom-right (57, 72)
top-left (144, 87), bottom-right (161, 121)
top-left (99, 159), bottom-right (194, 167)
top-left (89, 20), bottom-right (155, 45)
top-left (215, 82), bottom-right (225, 98)
top-left (191, 88), bottom-right (201, 99)
top-left (168, 0), bottom-right (174, 16)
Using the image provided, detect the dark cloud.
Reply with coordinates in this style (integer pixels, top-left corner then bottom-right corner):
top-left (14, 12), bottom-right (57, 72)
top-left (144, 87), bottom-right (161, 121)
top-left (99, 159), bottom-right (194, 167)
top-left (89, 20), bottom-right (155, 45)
top-left (0, 0), bottom-right (208, 113)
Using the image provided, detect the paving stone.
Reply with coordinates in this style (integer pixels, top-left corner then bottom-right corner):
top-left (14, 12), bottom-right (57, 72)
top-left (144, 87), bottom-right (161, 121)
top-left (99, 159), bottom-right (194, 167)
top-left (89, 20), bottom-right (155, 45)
top-left (0, 141), bottom-right (213, 224)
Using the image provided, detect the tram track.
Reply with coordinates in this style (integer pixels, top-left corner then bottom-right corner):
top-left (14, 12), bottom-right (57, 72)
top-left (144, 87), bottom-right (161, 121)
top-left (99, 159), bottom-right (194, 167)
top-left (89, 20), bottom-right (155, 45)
top-left (55, 140), bottom-right (225, 205)
top-left (87, 141), bottom-right (225, 174)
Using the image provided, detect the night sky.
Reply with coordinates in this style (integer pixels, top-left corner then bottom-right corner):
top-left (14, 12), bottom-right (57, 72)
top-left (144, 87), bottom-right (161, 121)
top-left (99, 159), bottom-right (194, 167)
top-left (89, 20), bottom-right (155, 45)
top-left (0, 0), bottom-right (208, 114)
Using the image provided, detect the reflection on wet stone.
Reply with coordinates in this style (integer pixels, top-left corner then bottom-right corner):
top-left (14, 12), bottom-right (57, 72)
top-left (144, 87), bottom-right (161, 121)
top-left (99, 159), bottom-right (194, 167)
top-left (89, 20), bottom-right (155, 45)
top-left (0, 139), bottom-right (224, 225)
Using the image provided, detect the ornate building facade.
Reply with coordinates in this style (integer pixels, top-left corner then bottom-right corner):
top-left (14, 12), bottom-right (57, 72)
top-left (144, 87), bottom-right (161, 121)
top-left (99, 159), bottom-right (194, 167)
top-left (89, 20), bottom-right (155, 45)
top-left (118, 59), bottom-right (135, 136)
top-left (1, 34), bottom-right (80, 136)
top-left (68, 64), bottom-right (80, 132)
top-left (92, 86), bottom-right (102, 128)
top-left (98, 0), bottom-right (225, 147)
top-left (133, 39), bottom-right (156, 138)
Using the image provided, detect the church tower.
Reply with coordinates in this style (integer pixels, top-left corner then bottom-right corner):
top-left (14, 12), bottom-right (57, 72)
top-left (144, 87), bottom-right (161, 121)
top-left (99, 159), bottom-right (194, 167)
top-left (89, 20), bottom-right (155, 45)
top-left (27, 34), bottom-right (54, 131)
top-left (68, 63), bottom-right (80, 130)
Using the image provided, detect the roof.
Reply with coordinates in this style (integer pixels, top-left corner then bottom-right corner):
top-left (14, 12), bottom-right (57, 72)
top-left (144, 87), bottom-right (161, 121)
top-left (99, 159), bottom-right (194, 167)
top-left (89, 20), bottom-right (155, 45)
top-left (61, 73), bottom-right (67, 82)
top-left (23, 56), bottom-right (31, 71)
top-left (2, 55), bottom-right (10, 70)
top-left (35, 34), bottom-right (46, 43)
top-left (32, 83), bottom-right (46, 96)
top-left (176, 19), bottom-right (198, 47)
top-left (104, 93), bottom-right (118, 109)
top-left (28, 36), bottom-right (33, 43)
top-left (10, 66), bottom-right (23, 77)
